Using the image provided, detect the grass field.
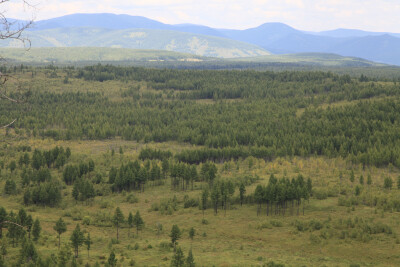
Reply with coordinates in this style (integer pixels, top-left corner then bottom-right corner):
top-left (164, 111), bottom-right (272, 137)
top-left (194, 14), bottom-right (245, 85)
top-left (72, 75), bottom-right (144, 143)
top-left (1, 134), bottom-right (400, 266)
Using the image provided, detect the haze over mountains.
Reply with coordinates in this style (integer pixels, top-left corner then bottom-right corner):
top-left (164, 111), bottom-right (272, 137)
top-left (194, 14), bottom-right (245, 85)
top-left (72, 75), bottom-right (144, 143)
top-left (5, 13), bottom-right (400, 65)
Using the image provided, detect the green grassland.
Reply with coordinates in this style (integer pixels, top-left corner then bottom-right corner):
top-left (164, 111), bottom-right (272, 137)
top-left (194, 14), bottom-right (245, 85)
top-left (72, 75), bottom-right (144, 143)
top-left (1, 66), bottom-right (400, 266)
top-left (2, 137), bottom-right (400, 267)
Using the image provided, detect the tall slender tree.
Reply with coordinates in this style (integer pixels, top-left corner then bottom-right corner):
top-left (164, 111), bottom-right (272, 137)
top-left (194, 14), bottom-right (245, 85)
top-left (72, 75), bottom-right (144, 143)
top-left (170, 225), bottom-right (181, 251)
top-left (53, 217), bottom-right (67, 249)
top-left (127, 212), bottom-right (133, 237)
top-left (133, 211), bottom-right (144, 236)
top-left (70, 224), bottom-right (84, 258)
top-left (32, 218), bottom-right (41, 242)
top-left (113, 207), bottom-right (124, 241)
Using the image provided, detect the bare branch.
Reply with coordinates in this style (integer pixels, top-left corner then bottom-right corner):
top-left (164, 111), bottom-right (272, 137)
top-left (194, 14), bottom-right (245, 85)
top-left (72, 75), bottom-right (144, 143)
top-left (0, 0), bottom-right (35, 130)
top-left (2, 220), bottom-right (25, 229)
top-left (0, 118), bottom-right (16, 128)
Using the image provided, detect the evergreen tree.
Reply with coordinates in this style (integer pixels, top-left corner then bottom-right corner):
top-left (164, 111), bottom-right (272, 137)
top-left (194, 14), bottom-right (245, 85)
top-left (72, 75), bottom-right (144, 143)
top-left (85, 233), bottom-right (92, 258)
top-left (0, 207), bottom-right (7, 239)
top-left (0, 238), bottom-right (7, 262)
top-left (359, 175), bottom-right (364, 185)
top-left (384, 177), bottom-right (393, 189)
top-left (201, 188), bottom-right (209, 218)
top-left (162, 158), bottom-right (169, 178)
top-left (127, 212), bottom-right (133, 237)
top-left (211, 185), bottom-right (220, 215)
top-left (350, 170), bottom-right (355, 183)
top-left (133, 211), bottom-right (144, 236)
top-left (189, 227), bottom-right (195, 241)
top-left (32, 218), bottom-right (41, 242)
top-left (58, 244), bottom-right (72, 267)
top-left (72, 182), bottom-right (79, 201)
top-left (25, 215), bottom-right (33, 239)
top-left (108, 251), bottom-right (117, 267)
top-left (113, 207), bottom-right (124, 241)
top-left (239, 183), bottom-right (246, 206)
top-left (70, 224), bottom-right (84, 258)
top-left (170, 246), bottom-right (185, 267)
top-left (19, 239), bottom-right (38, 265)
top-left (170, 225), bottom-right (181, 251)
top-left (53, 217), bottom-right (67, 249)
top-left (186, 248), bottom-right (195, 267)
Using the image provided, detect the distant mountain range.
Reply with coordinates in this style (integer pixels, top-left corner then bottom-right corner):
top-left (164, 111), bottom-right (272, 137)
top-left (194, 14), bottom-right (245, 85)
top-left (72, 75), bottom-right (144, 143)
top-left (5, 13), bottom-right (400, 65)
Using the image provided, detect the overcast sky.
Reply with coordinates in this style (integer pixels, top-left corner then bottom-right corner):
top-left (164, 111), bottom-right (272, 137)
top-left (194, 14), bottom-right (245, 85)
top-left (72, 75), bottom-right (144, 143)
top-left (6, 0), bottom-right (400, 32)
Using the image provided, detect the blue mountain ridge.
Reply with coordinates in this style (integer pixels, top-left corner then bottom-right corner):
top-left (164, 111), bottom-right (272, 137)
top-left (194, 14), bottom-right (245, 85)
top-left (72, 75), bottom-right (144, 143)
top-left (8, 13), bottom-right (400, 65)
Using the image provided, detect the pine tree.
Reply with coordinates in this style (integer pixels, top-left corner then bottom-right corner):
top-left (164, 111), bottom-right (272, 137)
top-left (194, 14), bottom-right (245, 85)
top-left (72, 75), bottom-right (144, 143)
top-left (170, 246), bottom-right (185, 267)
top-left (384, 177), bottom-right (393, 189)
top-left (189, 227), bottom-right (195, 241)
top-left (133, 211), bottom-right (144, 236)
top-left (32, 218), bottom-right (41, 242)
top-left (85, 233), bottom-right (92, 258)
top-left (25, 215), bottom-right (33, 239)
top-left (127, 212), bottom-right (133, 237)
top-left (170, 225), bottom-right (181, 251)
top-left (70, 224), bottom-right (84, 258)
top-left (113, 207), bottom-right (124, 241)
top-left (186, 248), bottom-right (195, 267)
top-left (108, 251), bottom-right (117, 267)
top-left (19, 239), bottom-right (38, 264)
top-left (72, 183), bottom-right (79, 201)
top-left (0, 207), bottom-right (7, 239)
top-left (54, 217), bottom-right (67, 249)
top-left (350, 170), bottom-right (355, 183)
top-left (359, 175), bottom-right (364, 185)
top-left (201, 188), bottom-right (208, 218)
top-left (239, 183), bottom-right (246, 206)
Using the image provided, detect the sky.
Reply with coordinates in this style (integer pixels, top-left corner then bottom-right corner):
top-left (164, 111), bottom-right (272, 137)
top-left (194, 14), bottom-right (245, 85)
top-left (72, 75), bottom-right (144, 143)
top-left (5, 0), bottom-right (400, 32)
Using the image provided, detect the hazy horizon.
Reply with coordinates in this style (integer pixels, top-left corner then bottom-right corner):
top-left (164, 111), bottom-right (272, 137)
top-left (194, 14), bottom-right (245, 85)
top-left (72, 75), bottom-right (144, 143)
top-left (6, 0), bottom-right (400, 33)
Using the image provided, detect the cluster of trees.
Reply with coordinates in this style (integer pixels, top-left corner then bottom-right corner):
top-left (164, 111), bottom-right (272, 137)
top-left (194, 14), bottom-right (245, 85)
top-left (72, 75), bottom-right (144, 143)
top-left (31, 147), bottom-right (70, 170)
top-left (23, 181), bottom-right (62, 206)
top-left (109, 160), bottom-right (163, 192)
top-left (138, 148), bottom-right (172, 161)
top-left (254, 175), bottom-right (312, 216)
top-left (0, 207), bottom-right (41, 247)
top-left (199, 178), bottom-right (247, 215)
top-left (72, 179), bottom-right (95, 203)
top-left (170, 162), bottom-right (198, 191)
top-left (63, 159), bottom-right (95, 185)
top-left (21, 168), bottom-right (52, 186)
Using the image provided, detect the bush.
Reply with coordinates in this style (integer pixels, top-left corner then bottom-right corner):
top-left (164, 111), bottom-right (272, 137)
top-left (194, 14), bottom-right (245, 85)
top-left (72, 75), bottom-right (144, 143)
top-left (183, 196), bottom-right (199, 208)
top-left (125, 193), bottom-right (139, 204)
top-left (82, 216), bottom-right (91, 225)
top-left (313, 188), bottom-right (328, 200)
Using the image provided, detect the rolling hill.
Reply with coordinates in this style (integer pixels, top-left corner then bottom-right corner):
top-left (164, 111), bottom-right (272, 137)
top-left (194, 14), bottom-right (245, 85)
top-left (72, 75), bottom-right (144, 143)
top-left (2, 27), bottom-right (270, 58)
top-left (5, 13), bottom-right (400, 64)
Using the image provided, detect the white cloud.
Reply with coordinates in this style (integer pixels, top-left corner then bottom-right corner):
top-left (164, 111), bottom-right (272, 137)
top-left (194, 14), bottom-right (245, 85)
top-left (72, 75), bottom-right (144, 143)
top-left (2, 0), bottom-right (400, 32)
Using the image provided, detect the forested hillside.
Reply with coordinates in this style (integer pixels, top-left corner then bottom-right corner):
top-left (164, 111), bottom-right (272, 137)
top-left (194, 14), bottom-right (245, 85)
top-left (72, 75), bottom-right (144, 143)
top-left (1, 65), bottom-right (400, 266)
top-left (3, 65), bottom-right (400, 168)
